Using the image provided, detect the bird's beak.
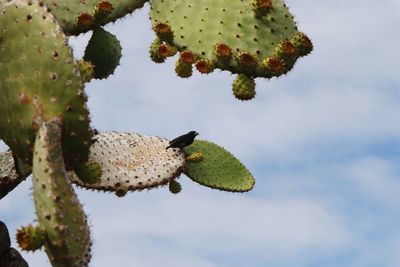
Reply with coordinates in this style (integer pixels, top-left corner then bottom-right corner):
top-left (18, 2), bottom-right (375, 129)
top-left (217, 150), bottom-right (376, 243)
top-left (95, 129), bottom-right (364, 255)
top-left (195, 132), bottom-right (199, 136)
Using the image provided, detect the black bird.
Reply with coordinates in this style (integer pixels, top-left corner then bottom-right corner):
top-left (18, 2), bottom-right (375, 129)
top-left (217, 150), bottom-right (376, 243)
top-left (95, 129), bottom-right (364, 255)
top-left (166, 131), bottom-right (199, 150)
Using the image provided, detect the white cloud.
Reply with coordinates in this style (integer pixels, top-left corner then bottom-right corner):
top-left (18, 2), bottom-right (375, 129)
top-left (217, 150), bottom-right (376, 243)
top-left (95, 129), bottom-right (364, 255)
top-left (2, 1), bottom-right (400, 267)
top-left (344, 156), bottom-right (400, 207)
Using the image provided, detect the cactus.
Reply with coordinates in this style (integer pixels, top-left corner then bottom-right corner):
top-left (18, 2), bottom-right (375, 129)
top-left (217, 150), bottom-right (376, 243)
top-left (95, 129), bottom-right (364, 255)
top-left (83, 27), bottom-right (122, 79)
top-left (184, 140), bottom-right (255, 192)
top-left (69, 132), bottom-right (186, 194)
top-left (28, 118), bottom-right (91, 267)
top-left (41, 0), bottom-right (148, 35)
top-left (0, 0), bottom-right (93, 168)
top-left (0, 0), bottom-right (312, 265)
top-left (150, 0), bottom-right (312, 99)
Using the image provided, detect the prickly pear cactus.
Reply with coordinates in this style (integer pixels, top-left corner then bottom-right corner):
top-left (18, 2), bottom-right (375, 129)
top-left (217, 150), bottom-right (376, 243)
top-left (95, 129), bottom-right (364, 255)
top-left (149, 0), bottom-right (312, 99)
top-left (69, 132), bottom-right (186, 196)
top-left (0, 0), bottom-right (313, 265)
top-left (42, 0), bottom-right (148, 35)
top-left (184, 140), bottom-right (255, 192)
top-left (21, 119), bottom-right (91, 267)
top-left (0, 0), bottom-right (93, 167)
top-left (83, 27), bottom-right (122, 79)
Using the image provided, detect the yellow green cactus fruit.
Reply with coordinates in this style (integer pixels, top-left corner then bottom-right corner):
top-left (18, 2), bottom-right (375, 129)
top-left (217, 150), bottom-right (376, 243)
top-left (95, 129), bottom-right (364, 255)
top-left (69, 132), bottom-right (186, 193)
top-left (41, 0), bottom-right (148, 35)
top-left (77, 60), bottom-right (95, 83)
top-left (0, 0), bottom-right (93, 168)
top-left (186, 151), bottom-right (204, 162)
top-left (150, 0), bottom-right (312, 99)
top-left (183, 140), bottom-right (255, 192)
top-left (175, 59), bottom-right (193, 78)
top-left (168, 180), bottom-right (182, 194)
top-left (291, 32), bottom-right (313, 57)
top-left (16, 225), bottom-right (46, 252)
top-left (232, 74), bottom-right (256, 101)
top-left (83, 27), bottom-right (122, 79)
top-left (31, 119), bottom-right (91, 267)
top-left (149, 38), bottom-right (166, 63)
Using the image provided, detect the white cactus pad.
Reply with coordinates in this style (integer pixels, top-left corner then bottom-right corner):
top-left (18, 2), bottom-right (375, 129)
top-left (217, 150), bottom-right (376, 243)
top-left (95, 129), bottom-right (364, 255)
top-left (70, 132), bottom-right (186, 192)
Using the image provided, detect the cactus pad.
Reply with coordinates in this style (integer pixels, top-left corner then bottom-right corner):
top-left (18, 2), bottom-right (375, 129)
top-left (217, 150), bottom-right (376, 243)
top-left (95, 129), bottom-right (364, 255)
top-left (150, 0), bottom-right (312, 98)
top-left (69, 132), bottom-right (186, 193)
top-left (32, 119), bottom-right (91, 267)
top-left (83, 27), bottom-right (122, 79)
top-left (0, 0), bottom-right (93, 167)
top-left (42, 0), bottom-right (148, 35)
top-left (184, 140), bottom-right (255, 192)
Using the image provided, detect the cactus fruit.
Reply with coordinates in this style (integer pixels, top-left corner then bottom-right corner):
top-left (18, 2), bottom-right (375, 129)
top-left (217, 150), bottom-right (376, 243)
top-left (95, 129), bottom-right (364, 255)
top-left (186, 151), bottom-right (204, 162)
top-left (16, 225), bottom-right (46, 252)
top-left (168, 180), bottom-right (182, 194)
top-left (30, 118), bottom-right (91, 267)
top-left (83, 27), bottom-right (122, 79)
top-left (150, 0), bottom-right (312, 99)
top-left (175, 59), bottom-right (193, 78)
top-left (149, 38), bottom-right (166, 63)
top-left (0, 0), bottom-right (93, 168)
top-left (69, 132), bottom-right (186, 193)
top-left (184, 140), bottom-right (255, 192)
top-left (77, 60), bottom-right (95, 83)
top-left (41, 0), bottom-right (148, 35)
top-left (232, 74), bottom-right (256, 101)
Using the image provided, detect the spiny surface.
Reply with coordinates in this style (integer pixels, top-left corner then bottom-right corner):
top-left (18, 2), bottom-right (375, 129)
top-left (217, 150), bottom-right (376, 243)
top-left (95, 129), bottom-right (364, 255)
top-left (32, 119), bottom-right (91, 267)
top-left (42, 0), bottom-right (148, 35)
top-left (184, 140), bottom-right (255, 192)
top-left (232, 74), bottom-right (256, 100)
top-left (70, 132), bottom-right (186, 193)
top-left (0, 0), bottom-right (92, 166)
top-left (83, 27), bottom-right (122, 79)
top-left (150, 0), bottom-right (312, 98)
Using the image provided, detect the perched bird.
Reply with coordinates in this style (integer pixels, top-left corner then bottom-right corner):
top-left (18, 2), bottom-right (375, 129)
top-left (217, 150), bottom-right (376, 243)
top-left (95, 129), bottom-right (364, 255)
top-left (166, 131), bottom-right (199, 150)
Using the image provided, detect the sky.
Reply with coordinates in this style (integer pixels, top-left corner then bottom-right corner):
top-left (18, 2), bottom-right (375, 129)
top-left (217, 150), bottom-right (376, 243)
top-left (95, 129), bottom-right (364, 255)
top-left (1, 0), bottom-right (400, 266)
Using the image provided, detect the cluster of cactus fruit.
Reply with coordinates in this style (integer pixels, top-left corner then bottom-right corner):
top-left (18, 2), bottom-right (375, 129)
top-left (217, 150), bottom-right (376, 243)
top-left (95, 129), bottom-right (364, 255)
top-left (0, 0), bottom-right (312, 266)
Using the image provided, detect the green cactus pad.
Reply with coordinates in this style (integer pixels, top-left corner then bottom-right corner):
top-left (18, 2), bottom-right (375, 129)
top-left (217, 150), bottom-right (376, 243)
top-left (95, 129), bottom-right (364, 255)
top-left (150, 0), bottom-right (312, 97)
top-left (32, 118), bottom-right (91, 267)
top-left (41, 0), bottom-right (148, 35)
top-left (0, 0), bottom-right (93, 167)
top-left (83, 27), bottom-right (122, 79)
top-left (183, 140), bottom-right (255, 192)
top-left (69, 132), bottom-right (186, 193)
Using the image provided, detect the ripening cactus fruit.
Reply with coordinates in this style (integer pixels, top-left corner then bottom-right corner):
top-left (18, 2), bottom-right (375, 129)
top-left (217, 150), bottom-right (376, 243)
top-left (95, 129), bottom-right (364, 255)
top-left (232, 74), bottom-right (256, 101)
top-left (149, 0), bottom-right (313, 100)
top-left (16, 225), bottom-right (46, 252)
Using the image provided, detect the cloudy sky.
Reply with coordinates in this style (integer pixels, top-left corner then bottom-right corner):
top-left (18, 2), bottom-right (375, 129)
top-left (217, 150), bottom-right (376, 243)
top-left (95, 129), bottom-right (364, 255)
top-left (2, 0), bottom-right (400, 266)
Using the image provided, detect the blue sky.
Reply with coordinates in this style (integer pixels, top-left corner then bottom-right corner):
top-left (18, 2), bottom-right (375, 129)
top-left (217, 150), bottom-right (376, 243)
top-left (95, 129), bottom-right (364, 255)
top-left (1, 0), bottom-right (400, 266)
